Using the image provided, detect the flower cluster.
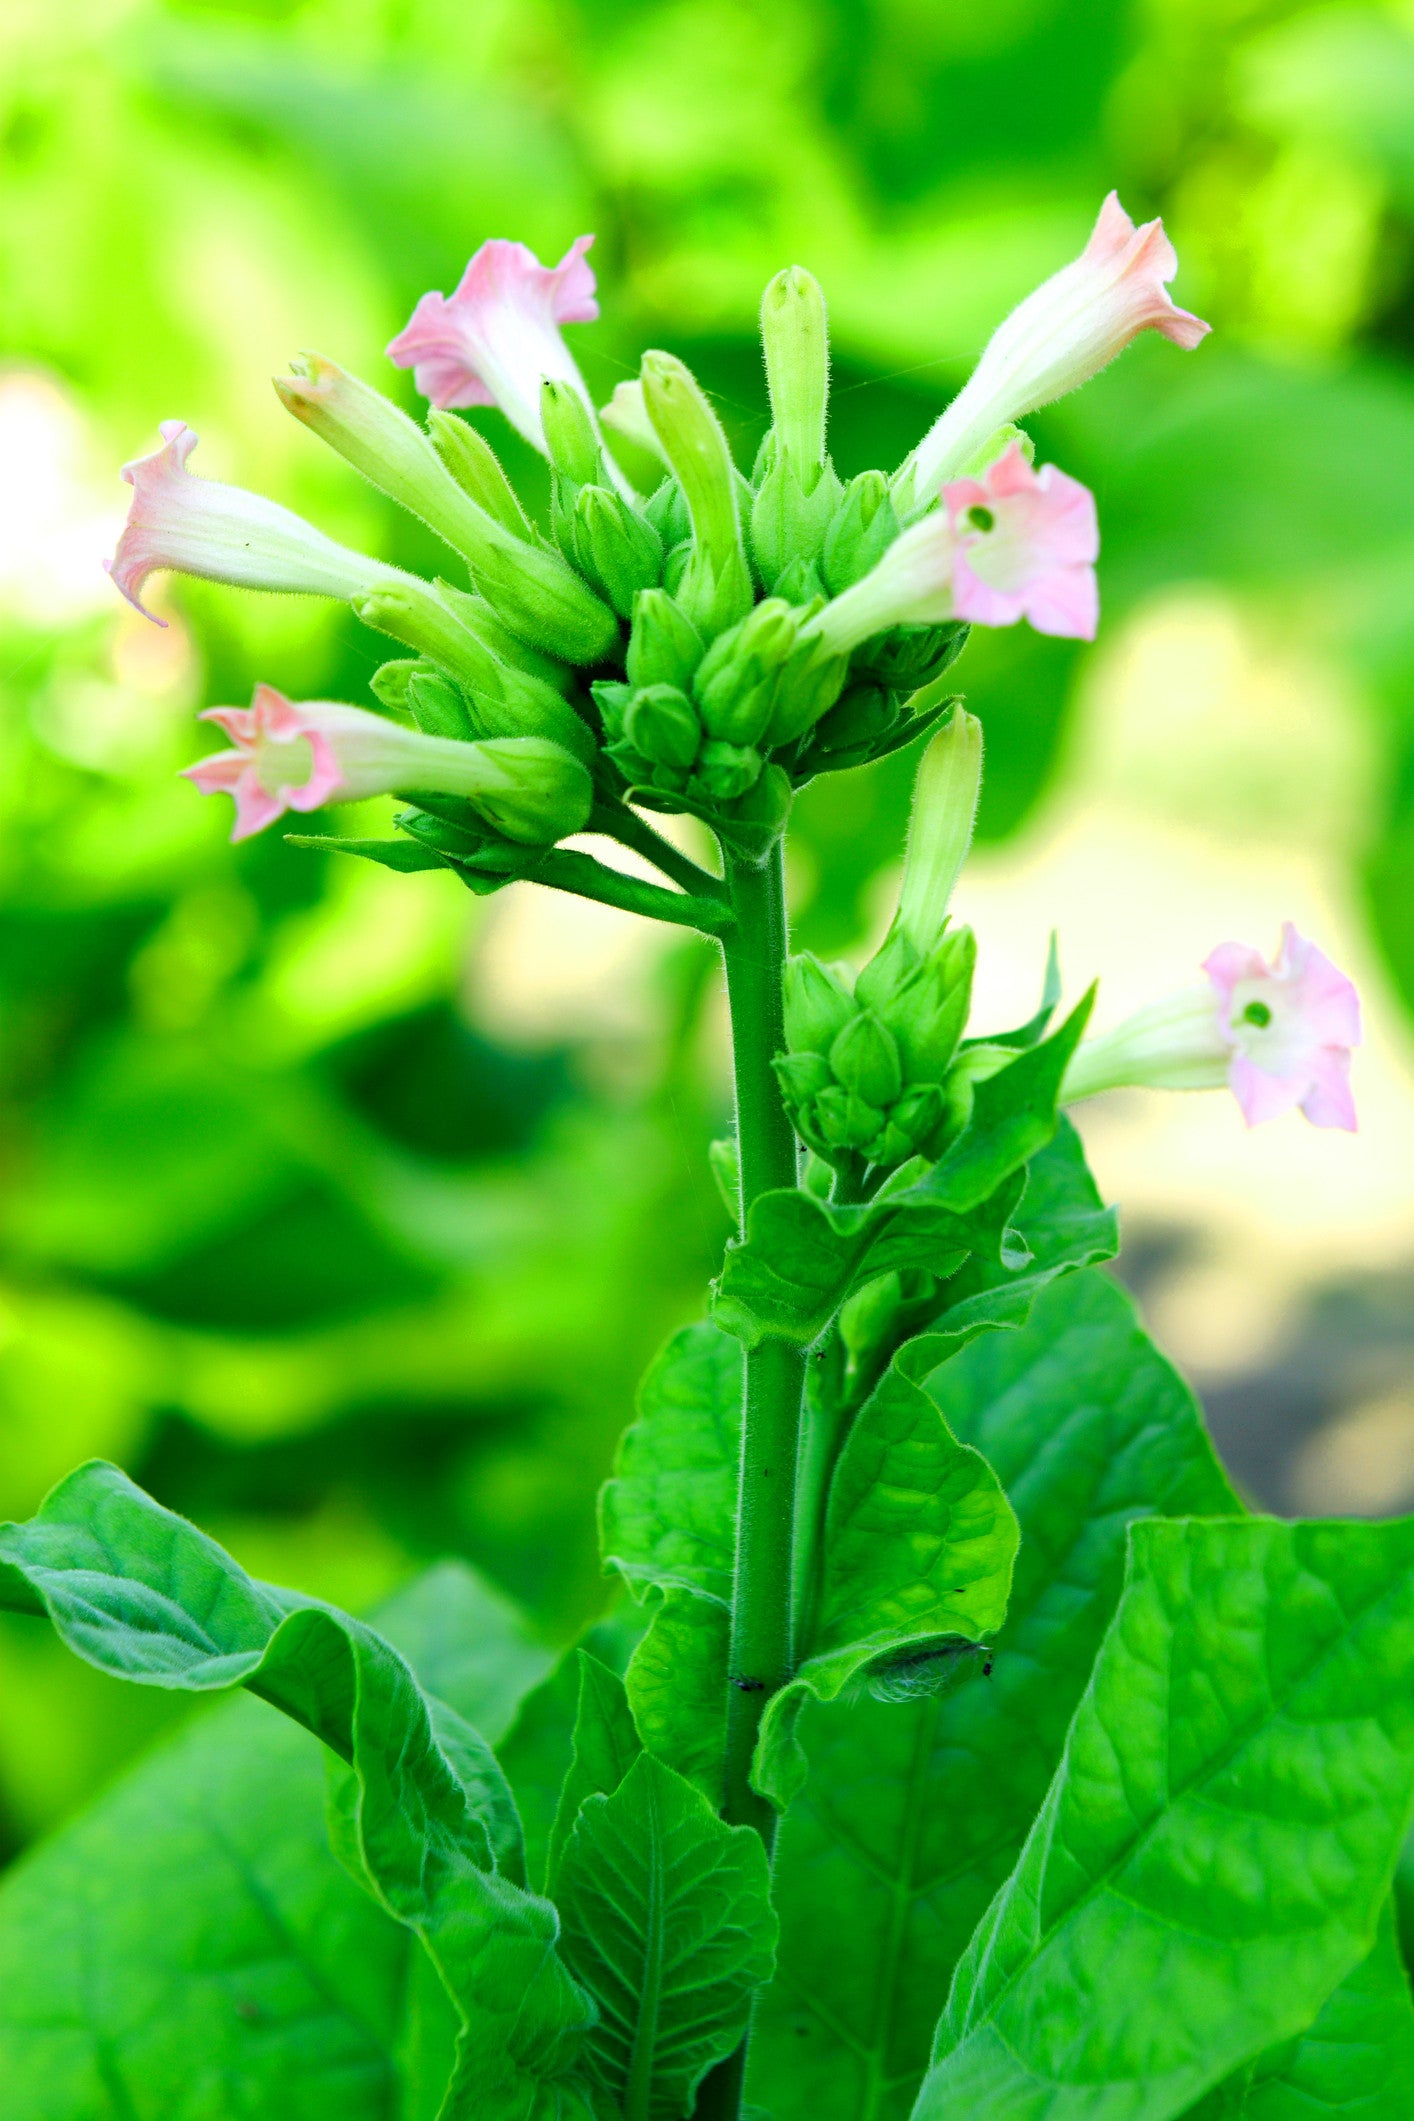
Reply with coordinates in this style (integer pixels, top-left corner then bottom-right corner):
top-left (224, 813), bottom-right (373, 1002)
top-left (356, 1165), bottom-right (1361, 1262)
top-left (103, 192), bottom-right (1361, 1131)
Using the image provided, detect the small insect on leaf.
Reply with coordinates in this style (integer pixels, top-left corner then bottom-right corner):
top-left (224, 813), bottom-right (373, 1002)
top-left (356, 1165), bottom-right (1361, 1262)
top-left (733, 1676), bottom-right (767, 1692)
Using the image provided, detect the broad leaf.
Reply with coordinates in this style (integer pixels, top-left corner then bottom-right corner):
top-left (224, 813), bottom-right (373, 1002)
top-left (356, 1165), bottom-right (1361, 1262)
top-left (625, 1584), bottom-right (730, 1806)
top-left (284, 832), bottom-right (449, 872)
top-left (546, 1652), bottom-right (643, 1887)
top-left (713, 994), bottom-right (1093, 1349)
top-left (921, 1514), bottom-right (1414, 2121)
top-left (753, 1341), bottom-right (1020, 1810)
top-left (0, 1560), bottom-right (549, 2121)
top-left (600, 1321), bottom-right (742, 1604)
top-left (750, 1269), bottom-right (1237, 2120)
top-left (556, 1752), bottom-right (777, 2120)
top-left (0, 1464), bottom-right (599, 2120)
top-left (1183, 1898), bottom-right (1414, 2117)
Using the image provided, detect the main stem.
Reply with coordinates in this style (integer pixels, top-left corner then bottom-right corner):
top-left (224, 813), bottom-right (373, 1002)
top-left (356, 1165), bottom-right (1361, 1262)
top-left (719, 842), bottom-right (807, 1842)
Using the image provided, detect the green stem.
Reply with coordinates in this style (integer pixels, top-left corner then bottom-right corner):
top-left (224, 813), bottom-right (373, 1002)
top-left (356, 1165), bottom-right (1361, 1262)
top-left (531, 847), bottom-right (733, 935)
top-left (718, 843), bottom-right (806, 1842)
top-left (590, 796), bottom-right (727, 900)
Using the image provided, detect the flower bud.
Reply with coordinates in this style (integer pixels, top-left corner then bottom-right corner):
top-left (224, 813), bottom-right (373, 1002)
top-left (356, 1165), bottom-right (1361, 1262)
top-left (815, 1085), bottom-right (885, 1153)
top-left (774, 1051), bottom-right (833, 1106)
top-left (640, 351), bottom-right (753, 638)
top-left (694, 740), bottom-right (762, 802)
top-left (723, 761), bottom-right (793, 846)
top-left (470, 736), bottom-right (595, 844)
top-left (274, 354), bottom-right (492, 562)
top-left (784, 953), bottom-right (856, 1056)
top-left (541, 377), bottom-right (605, 488)
top-left (897, 709), bottom-right (983, 951)
top-left (600, 379), bottom-right (669, 493)
top-left (426, 410), bottom-right (534, 541)
top-left (751, 456), bottom-right (842, 592)
top-left (822, 470), bottom-right (899, 595)
top-left (456, 523), bottom-right (619, 665)
top-left (435, 582), bottom-right (575, 692)
top-left (571, 487), bottom-right (664, 618)
top-left (627, 589), bottom-right (704, 692)
top-left (624, 685), bottom-right (701, 773)
top-left (761, 634), bottom-right (848, 748)
top-left (829, 1012), bottom-right (902, 1108)
top-left (406, 666), bottom-right (476, 741)
top-left (808, 682), bottom-right (894, 760)
top-left (761, 266), bottom-right (830, 488)
top-left (368, 659), bottom-right (421, 715)
top-left (876, 927), bottom-right (976, 1087)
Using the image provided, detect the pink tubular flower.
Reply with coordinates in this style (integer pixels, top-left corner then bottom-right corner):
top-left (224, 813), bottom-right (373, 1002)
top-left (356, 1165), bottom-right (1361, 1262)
top-left (1062, 923), bottom-right (1361, 1131)
top-left (943, 443), bottom-right (1098, 639)
top-left (108, 423), bottom-right (389, 625)
top-left (185, 684), bottom-right (594, 846)
top-left (902, 192), bottom-right (1210, 502)
top-left (807, 446), bottom-right (1099, 657)
top-left (387, 236), bottom-right (599, 453)
top-left (1204, 922), bottom-right (1361, 1130)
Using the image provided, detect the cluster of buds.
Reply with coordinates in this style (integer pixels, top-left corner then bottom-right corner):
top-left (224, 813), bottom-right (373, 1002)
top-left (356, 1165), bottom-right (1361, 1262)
top-left (104, 197), bottom-right (1210, 864)
top-left (776, 711), bottom-right (982, 1173)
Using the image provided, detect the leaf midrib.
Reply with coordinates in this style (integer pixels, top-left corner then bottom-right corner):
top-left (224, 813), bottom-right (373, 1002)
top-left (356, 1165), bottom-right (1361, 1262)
top-left (625, 1771), bottom-right (667, 2121)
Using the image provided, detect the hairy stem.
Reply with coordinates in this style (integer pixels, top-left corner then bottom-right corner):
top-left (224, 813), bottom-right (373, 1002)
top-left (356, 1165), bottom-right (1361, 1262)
top-left (718, 843), bottom-right (806, 1840)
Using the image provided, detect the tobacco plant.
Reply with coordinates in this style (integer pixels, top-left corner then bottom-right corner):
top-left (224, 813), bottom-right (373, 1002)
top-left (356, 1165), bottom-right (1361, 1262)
top-left (1, 196), bottom-right (1409, 2121)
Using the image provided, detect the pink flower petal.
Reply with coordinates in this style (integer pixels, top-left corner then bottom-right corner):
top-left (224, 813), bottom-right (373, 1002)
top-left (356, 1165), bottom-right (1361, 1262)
top-left (1300, 1047), bottom-right (1358, 1131)
top-left (1228, 1050), bottom-right (1303, 1127)
top-left (943, 443), bottom-right (1100, 642)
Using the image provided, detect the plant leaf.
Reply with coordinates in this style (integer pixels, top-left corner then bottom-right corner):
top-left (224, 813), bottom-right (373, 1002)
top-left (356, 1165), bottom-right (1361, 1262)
top-left (0, 1464), bottom-right (599, 2120)
top-left (1181, 1897), bottom-right (1414, 2117)
top-left (283, 832), bottom-right (450, 871)
top-left (600, 1320), bottom-right (742, 1604)
top-left (0, 1560), bottom-right (549, 2121)
top-left (556, 1752), bottom-right (777, 2120)
top-left (750, 1268), bottom-right (1237, 2121)
top-left (919, 1514), bottom-right (1414, 2121)
top-left (546, 1651), bottom-right (643, 1888)
top-left (713, 994), bottom-right (1094, 1350)
top-left (752, 1337), bottom-right (1019, 1811)
top-left (625, 1584), bottom-right (731, 1807)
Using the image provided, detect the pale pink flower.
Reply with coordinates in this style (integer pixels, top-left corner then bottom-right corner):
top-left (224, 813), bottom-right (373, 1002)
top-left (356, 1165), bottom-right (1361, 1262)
top-left (943, 443), bottom-right (1098, 639)
top-left (186, 684), bottom-right (593, 845)
top-left (1204, 922), bottom-right (1361, 1130)
top-left (108, 423), bottom-right (387, 625)
top-left (387, 236), bottom-right (599, 453)
top-left (902, 192), bottom-right (1210, 502)
top-left (808, 447), bottom-right (1099, 656)
top-left (1062, 922), bottom-right (1360, 1130)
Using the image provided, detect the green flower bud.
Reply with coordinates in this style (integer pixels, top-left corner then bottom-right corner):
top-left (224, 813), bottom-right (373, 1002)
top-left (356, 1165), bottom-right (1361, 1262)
top-left (425, 409), bottom-right (534, 541)
top-left (809, 681), bottom-right (895, 758)
top-left (406, 667), bottom-right (475, 741)
top-left (723, 761), bottom-right (793, 846)
top-left (624, 685), bottom-right (701, 773)
top-left (851, 621), bottom-right (967, 690)
top-left (642, 478), bottom-right (692, 550)
top-left (751, 456), bottom-right (842, 592)
top-left (600, 379), bottom-right (668, 495)
top-left (435, 582), bottom-right (576, 693)
top-left (571, 487), bottom-right (664, 618)
top-left (897, 709), bottom-right (983, 951)
top-left (467, 737), bottom-right (594, 845)
top-left (815, 1084), bottom-right (885, 1152)
top-left (855, 921), bottom-right (920, 1014)
top-left (459, 528), bottom-right (619, 666)
top-left (784, 952), bottom-right (855, 1056)
top-left (889, 1081), bottom-right (946, 1155)
top-left (693, 740), bottom-right (762, 801)
top-left (591, 679), bottom-right (634, 742)
top-left (368, 659), bottom-right (421, 716)
top-left (829, 1011), bottom-right (902, 1108)
top-left (354, 577), bottom-right (504, 691)
top-left (840, 1270), bottom-right (911, 1364)
top-left (541, 378), bottom-right (604, 488)
top-left (760, 266), bottom-right (830, 488)
top-left (762, 634), bottom-right (849, 748)
top-left (772, 554), bottom-right (828, 605)
top-left (627, 588), bottom-right (704, 692)
top-left (640, 351), bottom-right (752, 639)
top-left (774, 1050), bottom-right (832, 1106)
top-left (823, 470), bottom-right (900, 595)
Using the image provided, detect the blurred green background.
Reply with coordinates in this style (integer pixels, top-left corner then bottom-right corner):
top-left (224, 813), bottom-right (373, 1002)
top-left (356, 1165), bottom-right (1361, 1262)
top-left (3, 0), bottom-right (1414, 1869)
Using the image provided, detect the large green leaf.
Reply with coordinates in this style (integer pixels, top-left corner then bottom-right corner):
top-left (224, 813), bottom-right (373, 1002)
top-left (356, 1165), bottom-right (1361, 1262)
top-left (0, 1464), bottom-right (598, 2120)
top-left (0, 1560), bottom-right (549, 2120)
top-left (556, 1752), bottom-right (777, 2120)
top-left (712, 996), bottom-right (1093, 1350)
top-left (546, 1652), bottom-right (643, 1888)
top-left (920, 1514), bottom-right (1414, 2121)
top-left (1183, 1898), bottom-right (1414, 2118)
top-left (599, 1321), bottom-right (742, 1605)
top-left (624, 1585), bottom-right (731, 1806)
top-left (750, 1269), bottom-right (1237, 2120)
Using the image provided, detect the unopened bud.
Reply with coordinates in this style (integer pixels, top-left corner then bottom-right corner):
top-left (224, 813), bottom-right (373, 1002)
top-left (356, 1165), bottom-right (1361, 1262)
top-left (627, 589), bottom-right (704, 692)
top-left (600, 379), bottom-right (669, 494)
top-left (460, 529), bottom-right (619, 666)
top-left (809, 682), bottom-right (894, 760)
top-left (468, 736), bottom-right (594, 844)
top-left (572, 487), bottom-right (664, 618)
top-left (694, 741), bottom-right (762, 802)
top-left (897, 709), bottom-right (983, 951)
top-left (624, 685), bottom-right (701, 773)
top-left (829, 1012), bottom-right (902, 1108)
top-left (822, 470), bottom-right (899, 595)
top-left (368, 659), bottom-right (421, 716)
top-left (761, 267), bottom-right (829, 488)
top-left (640, 351), bottom-right (752, 638)
top-left (762, 634), bottom-right (848, 748)
top-left (426, 410), bottom-right (534, 541)
top-left (751, 454), bottom-right (842, 592)
top-left (784, 953), bottom-right (856, 1056)
top-left (541, 379), bottom-right (604, 488)
top-left (406, 667), bottom-right (476, 742)
top-left (815, 1085), bottom-right (885, 1153)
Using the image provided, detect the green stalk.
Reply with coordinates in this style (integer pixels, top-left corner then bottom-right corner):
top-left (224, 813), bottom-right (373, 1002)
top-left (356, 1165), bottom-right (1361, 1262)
top-left (718, 842), bottom-right (807, 1841)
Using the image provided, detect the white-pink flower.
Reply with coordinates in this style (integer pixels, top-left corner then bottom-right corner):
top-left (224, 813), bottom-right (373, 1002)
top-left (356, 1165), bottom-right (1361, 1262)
top-left (387, 236), bottom-right (599, 454)
top-left (185, 683), bottom-right (594, 845)
top-left (1204, 922), bottom-right (1361, 1130)
top-left (1062, 922), bottom-right (1361, 1131)
top-left (808, 445), bottom-right (1099, 656)
top-left (108, 422), bottom-right (388, 625)
top-left (943, 443), bottom-right (1098, 639)
top-left (902, 192), bottom-right (1210, 503)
